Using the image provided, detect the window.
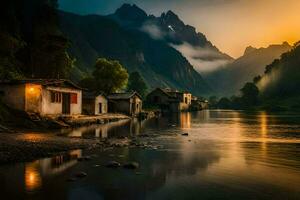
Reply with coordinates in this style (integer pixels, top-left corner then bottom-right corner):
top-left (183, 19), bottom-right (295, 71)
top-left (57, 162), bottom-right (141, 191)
top-left (71, 93), bottom-right (77, 104)
top-left (185, 97), bottom-right (188, 104)
top-left (51, 91), bottom-right (61, 103)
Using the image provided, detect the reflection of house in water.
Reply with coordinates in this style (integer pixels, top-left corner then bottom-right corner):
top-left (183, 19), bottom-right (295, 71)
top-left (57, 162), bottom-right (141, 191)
top-left (24, 150), bottom-right (82, 192)
top-left (64, 119), bottom-right (144, 138)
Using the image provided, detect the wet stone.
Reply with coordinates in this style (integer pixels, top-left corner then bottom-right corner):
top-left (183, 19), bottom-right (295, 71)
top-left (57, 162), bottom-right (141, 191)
top-left (105, 161), bottom-right (121, 168)
top-left (75, 172), bottom-right (87, 178)
top-left (67, 177), bottom-right (77, 182)
top-left (123, 162), bottom-right (139, 169)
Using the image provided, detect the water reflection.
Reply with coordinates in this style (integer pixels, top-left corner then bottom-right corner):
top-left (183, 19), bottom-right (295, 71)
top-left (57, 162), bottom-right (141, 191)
top-left (25, 162), bottom-right (42, 192)
top-left (62, 119), bottom-right (144, 139)
top-left (0, 111), bottom-right (300, 200)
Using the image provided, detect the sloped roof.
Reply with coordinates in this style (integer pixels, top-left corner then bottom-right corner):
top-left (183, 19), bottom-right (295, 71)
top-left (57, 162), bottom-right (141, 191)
top-left (0, 79), bottom-right (83, 90)
top-left (83, 91), bottom-right (106, 99)
top-left (107, 91), bottom-right (142, 100)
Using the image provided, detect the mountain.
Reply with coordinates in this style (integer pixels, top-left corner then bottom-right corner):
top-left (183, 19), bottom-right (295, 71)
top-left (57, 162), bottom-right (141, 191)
top-left (257, 42), bottom-right (300, 101)
top-left (59, 4), bottom-right (233, 96)
top-left (205, 42), bottom-right (292, 96)
top-left (110, 5), bottom-right (233, 74)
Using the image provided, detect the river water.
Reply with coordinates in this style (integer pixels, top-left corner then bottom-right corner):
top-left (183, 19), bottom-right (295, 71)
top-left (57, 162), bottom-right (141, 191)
top-left (0, 110), bottom-right (300, 200)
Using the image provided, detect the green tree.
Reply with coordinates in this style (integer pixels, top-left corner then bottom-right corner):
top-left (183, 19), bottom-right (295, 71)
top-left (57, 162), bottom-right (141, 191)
top-left (217, 97), bottom-right (232, 109)
top-left (209, 96), bottom-right (218, 108)
top-left (81, 58), bottom-right (128, 94)
top-left (127, 72), bottom-right (148, 98)
top-left (240, 82), bottom-right (259, 107)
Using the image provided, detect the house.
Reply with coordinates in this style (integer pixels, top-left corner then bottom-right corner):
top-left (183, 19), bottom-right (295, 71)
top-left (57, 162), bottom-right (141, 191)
top-left (82, 91), bottom-right (107, 115)
top-left (0, 79), bottom-right (82, 116)
top-left (191, 96), bottom-right (209, 110)
top-left (146, 88), bottom-right (192, 112)
top-left (107, 92), bottom-right (142, 116)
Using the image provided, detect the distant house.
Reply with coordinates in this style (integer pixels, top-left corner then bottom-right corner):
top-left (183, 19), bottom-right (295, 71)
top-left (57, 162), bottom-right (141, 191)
top-left (146, 88), bottom-right (192, 112)
top-left (191, 96), bottom-right (208, 110)
top-left (82, 91), bottom-right (107, 115)
top-left (107, 92), bottom-right (142, 116)
top-left (0, 79), bottom-right (82, 116)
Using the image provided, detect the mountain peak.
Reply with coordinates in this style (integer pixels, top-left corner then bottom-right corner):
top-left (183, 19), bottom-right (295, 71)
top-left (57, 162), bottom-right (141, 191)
top-left (115, 4), bottom-right (147, 21)
top-left (161, 10), bottom-right (180, 21)
top-left (243, 46), bottom-right (257, 55)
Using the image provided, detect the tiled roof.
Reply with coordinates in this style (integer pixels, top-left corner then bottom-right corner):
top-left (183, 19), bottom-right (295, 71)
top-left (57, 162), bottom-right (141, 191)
top-left (83, 91), bottom-right (106, 99)
top-left (107, 91), bottom-right (142, 100)
top-left (0, 79), bottom-right (83, 90)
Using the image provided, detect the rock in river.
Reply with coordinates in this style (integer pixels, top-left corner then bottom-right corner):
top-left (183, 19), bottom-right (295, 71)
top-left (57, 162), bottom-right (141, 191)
top-left (105, 161), bottom-right (121, 168)
top-left (75, 172), bottom-right (87, 178)
top-left (123, 162), bottom-right (139, 169)
top-left (181, 133), bottom-right (189, 136)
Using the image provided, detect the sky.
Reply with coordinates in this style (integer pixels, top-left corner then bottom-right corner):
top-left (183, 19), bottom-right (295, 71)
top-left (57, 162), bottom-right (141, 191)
top-left (59, 0), bottom-right (300, 58)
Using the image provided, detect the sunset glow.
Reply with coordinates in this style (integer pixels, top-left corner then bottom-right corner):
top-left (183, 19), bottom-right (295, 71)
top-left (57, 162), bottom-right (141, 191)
top-left (59, 0), bottom-right (300, 57)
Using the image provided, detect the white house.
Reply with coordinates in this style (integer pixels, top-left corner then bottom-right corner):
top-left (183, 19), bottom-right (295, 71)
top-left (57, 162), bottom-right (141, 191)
top-left (0, 79), bottom-right (82, 116)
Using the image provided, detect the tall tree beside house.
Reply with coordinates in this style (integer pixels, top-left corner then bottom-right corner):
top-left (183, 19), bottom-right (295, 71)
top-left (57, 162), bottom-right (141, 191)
top-left (0, 0), bottom-right (72, 79)
top-left (80, 58), bottom-right (129, 94)
top-left (127, 71), bottom-right (148, 98)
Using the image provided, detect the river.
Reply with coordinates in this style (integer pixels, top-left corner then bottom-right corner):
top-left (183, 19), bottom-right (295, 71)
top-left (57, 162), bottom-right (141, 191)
top-left (0, 110), bottom-right (299, 200)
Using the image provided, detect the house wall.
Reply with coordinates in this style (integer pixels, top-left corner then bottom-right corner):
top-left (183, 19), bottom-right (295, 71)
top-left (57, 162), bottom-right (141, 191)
top-left (82, 99), bottom-right (95, 115)
top-left (112, 100), bottom-right (131, 115)
top-left (25, 84), bottom-right (42, 113)
top-left (131, 95), bottom-right (142, 115)
top-left (95, 95), bottom-right (108, 114)
top-left (41, 86), bottom-right (82, 115)
top-left (147, 89), bottom-right (170, 105)
top-left (0, 84), bottom-right (26, 110)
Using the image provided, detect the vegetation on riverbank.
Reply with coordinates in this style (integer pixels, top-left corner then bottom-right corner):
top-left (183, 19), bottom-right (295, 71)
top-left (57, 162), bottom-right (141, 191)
top-left (214, 42), bottom-right (300, 112)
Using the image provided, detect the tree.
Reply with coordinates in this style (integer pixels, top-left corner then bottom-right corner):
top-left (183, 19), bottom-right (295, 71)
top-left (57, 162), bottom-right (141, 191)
top-left (209, 96), bottom-right (218, 108)
top-left (217, 97), bottom-right (232, 109)
top-left (81, 58), bottom-right (128, 94)
top-left (240, 82), bottom-right (259, 107)
top-left (127, 72), bottom-right (148, 98)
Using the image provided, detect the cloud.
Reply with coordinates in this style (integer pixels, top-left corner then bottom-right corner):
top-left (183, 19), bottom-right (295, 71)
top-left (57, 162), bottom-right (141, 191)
top-left (171, 42), bottom-right (230, 74)
top-left (141, 22), bottom-right (166, 40)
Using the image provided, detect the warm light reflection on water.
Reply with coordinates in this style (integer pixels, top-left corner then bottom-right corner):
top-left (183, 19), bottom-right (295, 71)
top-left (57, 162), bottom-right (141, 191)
top-left (25, 162), bottom-right (42, 192)
top-left (1, 110), bottom-right (300, 200)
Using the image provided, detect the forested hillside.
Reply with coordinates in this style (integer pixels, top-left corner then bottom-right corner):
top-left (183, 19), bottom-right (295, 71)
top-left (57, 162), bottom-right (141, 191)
top-left (59, 4), bottom-right (224, 96)
top-left (0, 0), bottom-right (72, 79)
top-left (205, 42), bottom-right (292, 95)
top-left (256, 42), bottom-right (300, 109)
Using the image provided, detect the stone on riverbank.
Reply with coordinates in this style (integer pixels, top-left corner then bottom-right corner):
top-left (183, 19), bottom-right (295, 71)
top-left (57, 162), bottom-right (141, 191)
top-left (105, 161), bottom-right (121, 168)
top-left (123, 162), bottom-right (139, 169)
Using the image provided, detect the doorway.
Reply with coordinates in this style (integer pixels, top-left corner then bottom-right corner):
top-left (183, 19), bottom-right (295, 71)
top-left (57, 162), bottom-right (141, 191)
top-left (99, 103), bottom-right (102, 114)
top-left (62, 93), bottom-right (71, 114)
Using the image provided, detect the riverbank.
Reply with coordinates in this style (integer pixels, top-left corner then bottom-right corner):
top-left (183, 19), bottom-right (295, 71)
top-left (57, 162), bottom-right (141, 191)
top-left (0, 128), bottom-right (160, 164)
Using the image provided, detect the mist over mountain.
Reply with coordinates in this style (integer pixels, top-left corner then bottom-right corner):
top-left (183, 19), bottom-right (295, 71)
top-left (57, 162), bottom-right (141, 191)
top-left (110, 4), bottom-right (233, 74)
top-left (59, 4), bottom-right (235, 96)
top-left (205, 42), bottom-right (292, 96)
top-left (257, 42), bottom-right (300, 100)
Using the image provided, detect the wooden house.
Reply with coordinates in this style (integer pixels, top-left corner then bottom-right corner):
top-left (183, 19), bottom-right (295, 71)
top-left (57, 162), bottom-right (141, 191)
top-left (0, 79), bottom-right (82, 116)
top-left (146, 88), bottom-right (192, 112)
top-left (82, 91), bottom-right (107, 115)
top-left (107, 92), bottom-right (142, 116)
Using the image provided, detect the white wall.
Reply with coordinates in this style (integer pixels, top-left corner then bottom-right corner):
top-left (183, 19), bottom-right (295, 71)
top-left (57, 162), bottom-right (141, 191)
top-left (41, 86), bottom-right (82, 115)
top-left (95, 95), bottom-right (108, 114)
